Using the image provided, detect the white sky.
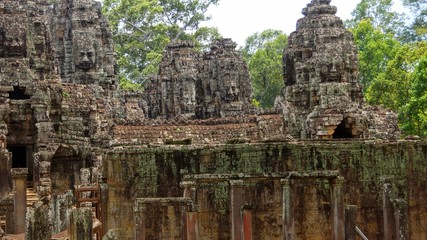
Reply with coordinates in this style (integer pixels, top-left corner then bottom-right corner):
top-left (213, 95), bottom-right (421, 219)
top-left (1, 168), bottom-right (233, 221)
top-left (200, 0), bottom-right (359, 46)
top-left (95, 0), bottom-right (406, 47)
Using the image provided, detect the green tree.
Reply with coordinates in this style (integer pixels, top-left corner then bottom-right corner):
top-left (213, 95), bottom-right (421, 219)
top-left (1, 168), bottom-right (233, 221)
top-left (401, 56), bottom-right (427, 136)
top-left (351, 19), bottom-right (401, 88)
top-left (347, 0), bottom-right (406, 37)
top-left (241, 29), bottom-right (285, 61)
top-left (102, 0), bottom-right (220, 86)
top-left (366, 41), bottom-right (427, 111)
top-left (242, 30), bottom-right (287, 108)
top-left (403, 0), bottom-right (427, 39)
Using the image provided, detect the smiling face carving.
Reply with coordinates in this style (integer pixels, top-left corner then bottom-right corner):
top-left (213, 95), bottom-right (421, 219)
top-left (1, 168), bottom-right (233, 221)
top-left (73, 37), bottom-right (96, 71)
top-left (224, 79), bottom-right (239, 103)
top-left (76, 46), bottom-right (95, 70)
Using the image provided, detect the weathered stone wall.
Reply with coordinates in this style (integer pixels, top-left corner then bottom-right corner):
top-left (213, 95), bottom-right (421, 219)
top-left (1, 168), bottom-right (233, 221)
top-left (104, 140), bottom-right (427, 239)
top-left (134, 198), bottom-right (191, 239)
top-left (112, 114), bottom-right (283, 145)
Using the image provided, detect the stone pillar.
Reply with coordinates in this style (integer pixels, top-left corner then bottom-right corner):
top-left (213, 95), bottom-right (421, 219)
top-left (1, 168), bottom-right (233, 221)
top-left (181, 181), bottom-right (197, 200)
top-left (383, 181), bottom-right (395, 240)
top-left (281, 179), bottom-right (294, 240)
top-left (345, 205), bottom-right (357, 240)
top-left (330, 177), bottom-right (345, 240)
top-left (26, 204), bottom-right (52, 240)
top-left (69, 208), bottom-right (93, 240)
top-left (242, 208), bottom-right (252, 240)
top-left (394, 199), bottom-right (408, 240)
top-left (5, 205), bottom-right (14, 234)
top-left (11, 168), bottom-right (28, 234)
top-left (186, 211), bottom-right (199, 240)
top-left (0, 149), bottom-right (10, 199)
top-left (100, 181), bottom-right (109, 236)
top-left (134, 202), bottom-right (146, 240)
top-left (181, 181), bottom-right (198, 240)
top-left (230, 180), bottom-right (244, 240)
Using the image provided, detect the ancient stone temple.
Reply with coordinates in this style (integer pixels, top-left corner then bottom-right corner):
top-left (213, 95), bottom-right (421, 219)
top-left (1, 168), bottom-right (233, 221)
top-left (51, 0), bottom-right (117, 88)
top-left (279, 0), bottom-right (400, 139)
top-left (0, 0), bottom-right (426, 240)
top-left (148, 38), bottom-right (254, 119)
top-left (196, 38), bottom-right (253, 118)
top-left (154, 40), bottom-right (200, 119)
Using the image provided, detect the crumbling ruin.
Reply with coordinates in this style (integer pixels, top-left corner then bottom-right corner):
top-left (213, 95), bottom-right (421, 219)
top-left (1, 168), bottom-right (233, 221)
top-left (278, 0), bottom-right (400, 140)
top-left (147, 38), bottom-right (254, 119)
top-left (0, 0), bottom-right (425, 240)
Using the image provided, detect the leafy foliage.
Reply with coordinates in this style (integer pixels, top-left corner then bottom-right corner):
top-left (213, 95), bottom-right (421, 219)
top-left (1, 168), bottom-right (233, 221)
top-left (102, 0), bottom-right (221, 85)
top-left (347, 0), bottom-right (406, 37)
top-left (351, 19), bottom-right (401, 88)
top-left (366, 41), bottom-right (427, 111)
top-left (400, 56), bottom-right (427, 136)
top-left (403, 0), bottom-right (427, 39)
top-left (242, 30), bottom-right (287, 108)
top-left (348, 1), bottom-right (427, 137)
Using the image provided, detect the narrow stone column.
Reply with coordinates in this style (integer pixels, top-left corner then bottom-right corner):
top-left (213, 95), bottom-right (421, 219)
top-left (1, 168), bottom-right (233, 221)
top-left (11, 168), bottom-right (28, 234)
top-left (186, 211), bottom-right (199, 240)
top-left (330, 177), bottom-right (345, 240)
top-left (69, 208), bottom-right (93, 240)
top-left (242, 208), bottom-right (252, 240)
top-left (26, 204), bottom-right (52, 240)
top-left (100, 181), bottom-right (109, 236)
top-left (345, 205), bottom-right (357, 240)
top-left (5, 205), bottom-right (14, 234)
top-left (181, 181), bottom-right (197, 200)
top-left (394, 199), bottom-right (408, 240)
top-left (230, 180), bottom-right (244, 240)
top-left (0, 150), bottom-right (11, 198)
top-left (281, 179), bottom-right (294, 240)
top-left (181, 181), bottom-right (198, 240)
top-left (383, 181), bottom-right (395, 240)
top-left (134, 200), bottom-right (146, 240)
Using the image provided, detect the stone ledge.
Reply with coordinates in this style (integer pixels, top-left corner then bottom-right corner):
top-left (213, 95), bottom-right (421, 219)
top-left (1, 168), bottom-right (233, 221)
top-left (10, 168), bottom-right (28, 177)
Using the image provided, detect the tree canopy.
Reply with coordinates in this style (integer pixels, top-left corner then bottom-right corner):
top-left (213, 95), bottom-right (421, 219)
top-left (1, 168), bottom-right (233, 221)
top-left (102, 0), bottom-right (221, 88)
top-left (241, 30), bottom-right (287, 108)
top-left (348, 0), bottom-right (427, 137)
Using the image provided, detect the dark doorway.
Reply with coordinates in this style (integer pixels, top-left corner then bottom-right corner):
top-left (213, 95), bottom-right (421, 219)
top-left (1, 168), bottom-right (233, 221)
top-left (8, 145), bottom-right (33, 181)
top-left (9, 145), bottom-right (27, 168)
top-left (8, 86), bottom-right (30, 100)
top-left (332, 120), bottom-right (353, 139)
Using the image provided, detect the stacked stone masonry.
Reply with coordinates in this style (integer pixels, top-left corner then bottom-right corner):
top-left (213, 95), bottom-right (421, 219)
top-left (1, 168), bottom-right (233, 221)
top-left (0, 0), bottom-right (423, 240)
top-left (278, 0), bottom-right (400, 140)
top-left (146, 39), bottom-right (254, 119)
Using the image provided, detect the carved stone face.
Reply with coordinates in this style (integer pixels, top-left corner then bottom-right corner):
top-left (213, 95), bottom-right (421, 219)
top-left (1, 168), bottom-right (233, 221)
top-left (0, 27), bottom-right (26, 57)
top-left (224, 80), bottom-right (239, 102)
top-left (76, 47), bottom-right (95, 70)
top-left (80, 168), bottom-right (91, 185)
top-left (74, 38), bottom-right (96, 71)
top-left (182, 78), bottom-right (196, 112)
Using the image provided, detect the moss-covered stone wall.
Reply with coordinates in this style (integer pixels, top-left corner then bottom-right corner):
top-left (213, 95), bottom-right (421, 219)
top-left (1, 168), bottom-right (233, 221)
top-left (104, 140), bottom-right (427, 239)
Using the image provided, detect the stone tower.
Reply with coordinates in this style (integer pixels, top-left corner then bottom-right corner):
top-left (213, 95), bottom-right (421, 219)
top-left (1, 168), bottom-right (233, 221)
top-left (197, 38), bottom-right (253, 118)
top-left (157, 40), bottom-right (199, 119)
top-left (279, 0), bottom-right (400, 139)
top-left (51, 0), bottom-right (116, 90)
top-left (148, 38), bottom-right (254, 119)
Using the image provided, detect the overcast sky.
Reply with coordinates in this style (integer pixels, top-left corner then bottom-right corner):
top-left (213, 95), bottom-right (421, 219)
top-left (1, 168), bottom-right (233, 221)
top-left (96, 0), bottom-right (405, 47)
top-left (200, 0), bottom-right (359, 46)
